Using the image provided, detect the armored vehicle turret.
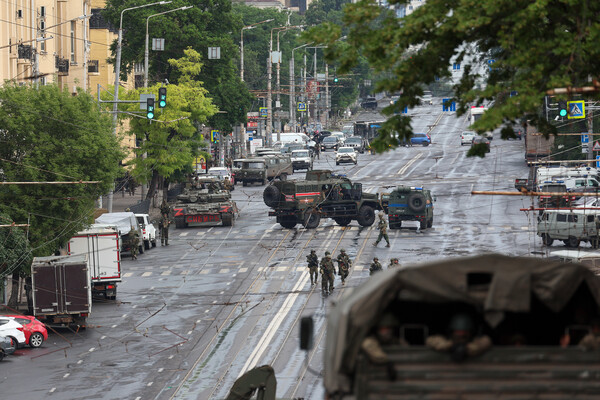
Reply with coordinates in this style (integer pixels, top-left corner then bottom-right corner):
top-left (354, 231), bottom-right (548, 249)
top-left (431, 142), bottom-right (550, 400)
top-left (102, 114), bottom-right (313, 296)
top-left (173, 177), bottom-right (238, 228)
top-left (263, 169), bottom-right (381, 229)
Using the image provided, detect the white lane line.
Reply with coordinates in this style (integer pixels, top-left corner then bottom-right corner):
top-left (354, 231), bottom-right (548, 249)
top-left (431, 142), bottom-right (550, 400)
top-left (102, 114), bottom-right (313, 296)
top-left (89, 347), bottom-right (95, 352)
top-left (100, 336), bottom-right (106, 340)
top-left (161, 271), bottom-right (171, 276)
top-left (77, 360), bottom-right (83, 364)
top-left (123, 272), bottom-right (133, 278)
top-left (142, 272), bottom-right (152, 277)
top-left (180, 232), bottom-right (189, 237)
top-left (276, 267), bottom-right (287, 272)
top-left (219, 268), bottom-right (230, 273)
top-left (158, 368), bottom-right (164, 373)
top-left (63, 373), bottom-right (70, 378)
top-left (199, 270), bottom-right (209, 274)
top-left (239, 267), bottom-right (248, 273)
top-left (397, 153), bottom-right (423, 175)
top-left (49, 388), bottom-right (56, 393)
top-left (238, 271), bottom-right (309, 377)
top-left (147, 382), bottom-right (153, 387)
top-left (111, 325), bottom-right (117, 328)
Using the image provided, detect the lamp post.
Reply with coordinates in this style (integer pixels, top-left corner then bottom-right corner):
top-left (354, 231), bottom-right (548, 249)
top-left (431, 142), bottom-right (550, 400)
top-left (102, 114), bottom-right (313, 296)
top-left (290, 44), bottom-right (309, 133)
top-left (108, 0), bottom-right (171, 213)
top-left (145, 6), bottom-right (193, 88)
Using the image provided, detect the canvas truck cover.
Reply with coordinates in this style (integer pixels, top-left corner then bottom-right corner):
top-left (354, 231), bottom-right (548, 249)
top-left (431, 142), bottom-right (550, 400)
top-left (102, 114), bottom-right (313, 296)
top-left (324, 254), bottom-right (600, 394)
top-left (95, 212), bottom-right (138, 236)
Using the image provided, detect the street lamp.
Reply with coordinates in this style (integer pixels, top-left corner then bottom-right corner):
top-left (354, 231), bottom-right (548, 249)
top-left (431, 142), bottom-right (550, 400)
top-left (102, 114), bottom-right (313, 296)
top-left (240, 18), bottom-right (273, 82)
top-left (290, 43), bottom-right (310, 133)
top-left (108, 0), bottom-right (171, 213)
top-left (145, 6), bottom-right (193, 88)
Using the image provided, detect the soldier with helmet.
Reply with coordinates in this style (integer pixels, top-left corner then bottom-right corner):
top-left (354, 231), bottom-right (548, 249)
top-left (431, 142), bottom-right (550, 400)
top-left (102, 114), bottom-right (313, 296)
top-left (336, 249), bottom-right (352, 285)
top-left (369, 257), bottom-right (383, 275)
top-left (389, 258), bottom-right (400, 269)
top-left (306, 250), bottom-right (319, 285)
top-left (373, 211), bottom-right (391, 248)
top-left (127, 226), bottom-right (140, 260)
top-left (320, 251), bottom-right (336, 294)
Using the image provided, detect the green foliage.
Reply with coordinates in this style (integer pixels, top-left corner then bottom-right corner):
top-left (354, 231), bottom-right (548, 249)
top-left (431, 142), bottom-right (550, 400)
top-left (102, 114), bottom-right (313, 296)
top-left (0, 213), bottom-right (32, 279)
top-left (306, 0), bottom-right (600, 151)
top-left (119, 48), bottom-right (218, 183)
top-left (0, 84), bottom-right (123, 256)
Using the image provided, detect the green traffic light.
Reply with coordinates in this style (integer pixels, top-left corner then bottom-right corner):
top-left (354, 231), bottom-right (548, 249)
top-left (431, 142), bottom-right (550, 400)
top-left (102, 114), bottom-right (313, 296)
top-left (559, 109), bottom-right (567, 117)
top-left (159, 99), bottom-right (166, 107)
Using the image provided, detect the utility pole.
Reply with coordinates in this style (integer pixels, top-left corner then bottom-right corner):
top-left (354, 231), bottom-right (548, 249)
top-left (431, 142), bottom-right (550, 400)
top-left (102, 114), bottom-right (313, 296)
top-left (588, 107), bottom-right (594, 162)
top-left (325, 63), bottom-right (329, 129)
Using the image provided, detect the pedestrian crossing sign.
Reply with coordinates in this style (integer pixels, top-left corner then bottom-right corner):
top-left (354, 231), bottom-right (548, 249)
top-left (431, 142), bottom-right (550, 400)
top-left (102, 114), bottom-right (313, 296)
top-left (297, 102), bottom-right (307, 112)
top-left (568, 100), bottom-right (585, 119)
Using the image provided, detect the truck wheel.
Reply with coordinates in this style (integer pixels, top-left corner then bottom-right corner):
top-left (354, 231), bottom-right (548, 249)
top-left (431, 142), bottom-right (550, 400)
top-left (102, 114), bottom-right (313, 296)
top-left (263, 185), bottom-right (280, 208)
top-left (356, 205), bottom-right (375, 227)
top-left (420, 220), bottom-right (427, 229)
top-left (175, 216), bottom-right (187, 229)
top-left (222, 213), bottom-right (233, 227)
top-left (407, 193), bottom-right (427, 213)
top-left (303, 209), bottom-right (321, 229)
top-left (334, 217), bottom-right (352, 227)
top-left (144, 240), bottom-right (150, 250)
top-left (152, 238), bottom-right (157, 248)
top-left (567, 236), bottom-right (580, 248)
top-left (542, 234), bottom-right (554, 246)
top-left (280, 218), bottom-right (297, 229)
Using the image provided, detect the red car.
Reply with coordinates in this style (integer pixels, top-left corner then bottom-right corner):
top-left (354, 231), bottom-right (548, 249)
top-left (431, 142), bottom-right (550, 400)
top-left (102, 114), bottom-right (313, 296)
top-left (1, 315), bottom-right (48, 348)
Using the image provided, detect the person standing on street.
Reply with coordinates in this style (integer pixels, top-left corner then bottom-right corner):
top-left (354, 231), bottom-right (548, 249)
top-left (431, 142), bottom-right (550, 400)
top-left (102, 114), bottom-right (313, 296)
top-left (320, 251), bottom-right (335, 295)
top-left (336, 249), bottom-right (352, 285)
top-left (160, 199), bottom-right (171, 220)
top-left (160, 216), bottom-right (171, 246)
top-left (373, 211), bottom-right (391, 248)
top-left (307, 250), bottom-right (319, 285)
top-left (369, 257), bottom-right (383, 275)
top-left (128, 227), bottom-right (140, 260)
top-left (388, 258), bottom-right (400, 269)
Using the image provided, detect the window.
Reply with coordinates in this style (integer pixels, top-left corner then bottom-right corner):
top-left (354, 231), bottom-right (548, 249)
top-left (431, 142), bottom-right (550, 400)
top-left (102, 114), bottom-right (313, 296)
top-left (452, 63), bottom-right (461, 70)
top-left (40, 6), bottom-right (45, 17)
top-left (588, 216), bottom-right (595, 223)
top-left (17, 9), bottom-right (22, 18)
top-left (557, 214), bottom-right (567, 222)
top-left (70, 21), bottom-right (76, 62)
top-left (568, 215), bottom-right (578, 223)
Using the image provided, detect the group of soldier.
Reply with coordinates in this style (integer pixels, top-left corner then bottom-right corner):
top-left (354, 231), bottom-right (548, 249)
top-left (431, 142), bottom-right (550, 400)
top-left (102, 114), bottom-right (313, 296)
top-left (307, 249), bottom-right (400, 294)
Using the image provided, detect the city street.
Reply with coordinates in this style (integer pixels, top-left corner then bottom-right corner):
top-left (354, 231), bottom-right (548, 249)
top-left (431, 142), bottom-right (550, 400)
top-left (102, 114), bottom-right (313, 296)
top-left (0, 102), bottom-right (541, 400)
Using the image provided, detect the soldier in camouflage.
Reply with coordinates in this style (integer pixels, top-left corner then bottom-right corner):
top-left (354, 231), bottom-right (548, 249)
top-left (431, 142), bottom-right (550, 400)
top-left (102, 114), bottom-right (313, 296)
top-left (388, 258), bottom-right (400, 269)
top-left (128, 227), bottom-right (140, 260)
top-left (160, 216), bottom-right (171, 246)
top-left (320, 251), bottom-right (335, 294)
top-left (369, 257), bottom-right (383, 275)
top-left (373, 211), bottom-right (390, 248)
top-left (306, 250), bottom-right (319, 285)
top-left (160, 200), bottom-right (171, 219)
top-left (336, 249), bottom-right (352, 285)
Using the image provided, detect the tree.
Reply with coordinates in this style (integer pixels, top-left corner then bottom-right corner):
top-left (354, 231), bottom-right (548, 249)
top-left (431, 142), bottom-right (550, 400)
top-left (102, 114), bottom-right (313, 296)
top-left (120, 48), bottom-right (218, 199)
top-left (0, 213), bottom-right (32, 307)
top-left (306, 0), bottom-right (600, 153)
top-left (103, 0), bottom-right (253, 129)
top-left (0, 84), bottom-right (123, 256)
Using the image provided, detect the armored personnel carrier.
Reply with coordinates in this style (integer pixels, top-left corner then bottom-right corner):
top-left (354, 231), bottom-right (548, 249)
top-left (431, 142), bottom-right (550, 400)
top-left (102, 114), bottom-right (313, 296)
top-left (386, 185), bottom-right (434, 229)
top-left (173, 177), bottom-right (237, 228)
top-left (263, 169), bottom-right (381, 229)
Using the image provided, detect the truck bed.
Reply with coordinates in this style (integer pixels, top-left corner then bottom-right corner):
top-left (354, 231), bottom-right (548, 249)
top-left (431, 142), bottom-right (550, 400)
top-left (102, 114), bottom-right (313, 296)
top-left (354, 346), bottom-right (600, 399)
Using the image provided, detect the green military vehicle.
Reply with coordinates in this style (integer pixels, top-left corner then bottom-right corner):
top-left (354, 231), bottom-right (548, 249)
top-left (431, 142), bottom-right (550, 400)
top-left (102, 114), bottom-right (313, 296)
top-left (263, 169), bottom-right (381, 229)
top-left (385, 186), bottom-right (434, 229)
top-left (238, 154), bottom-right (293, 186)
top-left (173, 177), bottom-right (237, 228)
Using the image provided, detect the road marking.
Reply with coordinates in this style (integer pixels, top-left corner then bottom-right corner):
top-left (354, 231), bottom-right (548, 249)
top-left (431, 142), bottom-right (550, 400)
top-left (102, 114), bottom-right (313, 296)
top-left (196, 231), bottom-right (205, 236)
top-left (161, 271), bottom-right (171, 276)
top-left (397, 153), bottom-right (423, 175)
top-left (180, 270), bottom-right (189, 275)
top-left (168, 355), bottom-right (174, 360)
top-left (100, 336), bottom-right (106, 340)
top-left (63, 373), bottom-right (70, 379)
top-left (276, 266), bottom-right (287, 272)
top-left (89, 347), bottom-right (95, 352)
top-left (212, 300), bottom-right (217, 304)
top-left (77, 360), bottom-right (83, 364)
top-left (220, 291), bottom-right (224, 294)
top-left (180, 232), bottom-right (189, 237)
top-left (187, 331), bottom-right (193, 335)
top-left (123, 272), bottom-right (133, 278)
top-left (239, 267), bottom-right (248, 273)
top-left (205, 309), bottom-right (210, 313)
top-left (111, 325), bottom-right (117, 328)
top-left (160, 265), bottom-right (169, 269)
top-left (200, 270), bottom-right (209, 274)
top-left (147, 382), bottom-right (153, 387)
top-left (142, 295), bottom-right (147, 299)
top-left (219, 268), bottom-right (230, 273)
top-left (196, 319), bottom-right (201, 323)
top-left (142, 272), bottom-right (152, 277)
top-left (122, 314), bottom-right (127, 318)
top-left (49, 388), bottom-right (56, 393)
top-left (158, 368), bottom-right (164, 373)
top-left (521, 226), bottom-right (529, 230)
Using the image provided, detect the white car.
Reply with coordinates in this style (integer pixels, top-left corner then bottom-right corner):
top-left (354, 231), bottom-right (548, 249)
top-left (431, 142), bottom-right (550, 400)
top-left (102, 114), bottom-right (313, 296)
top-left (207, 167), bottom-right (235, 189)
top-left (336, 147), bottom-right (358, 165)
top-left (135, 214), bottom-right (157, 250)
top-left (0, 317), bottom-right (26, 347)
top-left (461, 131), bottom-right (476, 145)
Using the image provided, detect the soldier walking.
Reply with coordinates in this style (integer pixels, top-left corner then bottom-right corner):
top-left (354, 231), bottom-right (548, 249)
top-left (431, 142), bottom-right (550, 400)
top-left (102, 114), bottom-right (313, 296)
top-left (373, 211), bottom-right (391, 248)
top-left (160, 216), bottom-right (171, 246)
top-left (389, 258), bottom-right (400, 269)
top-left (336, 249), bottom-right (352, 285)
top-left (160, 199), bottom-right (171, 219)
top-left (306, 250), bottom-right (319, 285)
top-left (320, 251), bottom-right (335, 294)
top-left (128, 227), bottom-right (140, 260)
top-left (369, 257), bottom-right (383, 275)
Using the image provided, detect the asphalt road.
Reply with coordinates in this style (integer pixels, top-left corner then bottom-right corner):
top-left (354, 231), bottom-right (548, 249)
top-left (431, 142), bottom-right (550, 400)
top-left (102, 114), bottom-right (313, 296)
top-left (0, 101), bottom-right (540, 400)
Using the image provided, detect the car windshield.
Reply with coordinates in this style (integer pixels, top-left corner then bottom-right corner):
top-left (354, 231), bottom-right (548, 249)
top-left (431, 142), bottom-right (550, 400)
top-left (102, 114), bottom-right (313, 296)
top-left (233, 161), bottom-right (243, 168)
top-left (292, 151), bottom-right (309, 157)
top-left (345, 138), bottom-right (361, 144)
top-left (463, 132), bottom-right (475, 136)
top-left (323, 137), bottom-right (337, 143)
top-left (414, 133), bottom-right (426, 137)
top-left (243, 162), bottom-right (264, 169)
top-left (209, 169), bottom-right (228, 176)
top-left (338, 148), bottom-right (354, 153)
top-left (136, 217), bottom-right (145, 226)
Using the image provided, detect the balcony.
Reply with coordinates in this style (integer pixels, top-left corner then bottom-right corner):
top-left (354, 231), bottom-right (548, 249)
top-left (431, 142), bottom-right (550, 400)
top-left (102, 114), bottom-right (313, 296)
top-left (18, 44), bottom-right (33, 60)
top-left (88, 60), bottom-right (99, 74)
top-left (55, 56), bottom-right (69, 75)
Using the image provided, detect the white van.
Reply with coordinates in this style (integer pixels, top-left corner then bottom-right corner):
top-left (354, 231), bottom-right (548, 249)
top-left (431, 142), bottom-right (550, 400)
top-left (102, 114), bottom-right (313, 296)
top-left (271, 133), bottom-right (309, 145)
top-left (538, 209), bottom-right (600, 248)
top-left (550, 249), bottom-right (600, 275)
top-left (563, 176), bottom-right (600, 193)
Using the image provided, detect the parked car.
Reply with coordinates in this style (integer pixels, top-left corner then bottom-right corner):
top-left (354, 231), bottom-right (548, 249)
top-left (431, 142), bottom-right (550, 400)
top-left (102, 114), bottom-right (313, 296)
top-left (344, 136), bottom-right (366, 153)
top-left (0, 315), bottom-right (48, 348)
top-left (135, 214), bottom-right (157, 250)
top-left (460, 131), bottom-right (476, 145)
top-left (290, 149), bottom-right (313, 172)
top-left (471, 136), bottom-right (491, 152)
top-left (207, 167), bottom-right (235, 190)
top-left (410, 133), bottom-right (431, 146)
top-left (336, 147), bottom-right (358, 165)
top-left (321, 136), bottom-right (341, 151)
top-left (0, 336), bottom-right (16, 360)
top-left (360, 97), bottom-right (378, 110)
top-left (0, 317), bottom-right (26, 348)
top-left (330, 131), bottom-right (346, 142)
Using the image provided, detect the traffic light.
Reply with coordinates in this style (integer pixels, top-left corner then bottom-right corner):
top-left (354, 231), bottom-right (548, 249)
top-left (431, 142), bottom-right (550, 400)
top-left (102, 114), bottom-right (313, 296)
top-left (158, 87), bottom-right (167, 108)
top-left (558, 100), bottom-right (568, 118)
top-left (333, 75), bottom-right (339, 83)
top-left (146, 98), bottom-right (155, 119)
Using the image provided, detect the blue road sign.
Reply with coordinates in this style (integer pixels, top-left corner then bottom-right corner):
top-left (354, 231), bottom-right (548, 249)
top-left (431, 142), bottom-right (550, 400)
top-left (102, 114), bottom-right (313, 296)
top-left (568, 101), bottom-right (585, 119)
top-left (581, 134), bottom-right (589, 143)
top-left (442, 99), bottom-right (456, 112)
top-left (597, 155), bottom-right (600, 169)
top-left (259, 107), bottom-right (268, 118)
top-left (487, 59), bottom-right (496, 71)
top-left (211, 130), bottom-right (219, 143)
top-left (402, 106), bottom-right (408, 114)
top-left (297, 102), bottom-right (307, 112)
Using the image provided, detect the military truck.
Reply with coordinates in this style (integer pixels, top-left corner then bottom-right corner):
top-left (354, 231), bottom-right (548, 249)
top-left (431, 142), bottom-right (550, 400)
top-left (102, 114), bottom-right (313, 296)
top-left (305, 254), bottom-right (600, 399)
top-left (173, 177), bottom-right (238, 228)
top-left (385, 186), bottom-right (434, 229)
top-left (263, 169), bottom-right (381, 229)
top-left (238, 155), bottom-right (293, 186)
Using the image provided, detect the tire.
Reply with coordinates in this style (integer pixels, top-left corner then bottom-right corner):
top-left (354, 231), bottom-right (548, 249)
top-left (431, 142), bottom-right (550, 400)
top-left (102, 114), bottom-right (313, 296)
top-left (263, 185), bottom-right (281, 208)
top-left (175, 216), bottom-right (187, 229)
top-left (356, 205), bottom-right (376, 227)
top-left (407, 193), bottom-right (427, 213)
top-left (0, 351), bottom-right (4, 362)
top-left (542, 233), bottom-right (554, 246)
top-left (334, 217), bottom-right (352, 226)
top-left (420, 220), bottom-right (427, 229)
top-left (336, 162), bottom-right (339, 166)
top-left (279, 174), bottom-right (287, 181)
top-left (144, 240), bottom-right (150, 250)
top-left (29, 332), bottom-right (44, 348)
top-left (302, 209), bottom-right (321, 229)
top-left (139, 243), bottom-right (144, 254)
top-left (222, 213), bottom-right (233, 227)
top-left (280, 218), bottom-right (297, 229)
top-left (354, 161), bottom-right (357, 165)
top-left (567, 236), bottom-right (580, 248)
top-left (427, 219), bottom-right (433, 228)
top-left (423, 143), bottom-right (429, 147)
top-left (243, 181), bottom-right (248, 187)
top-left (151, 238), bottom-right (157, 248)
